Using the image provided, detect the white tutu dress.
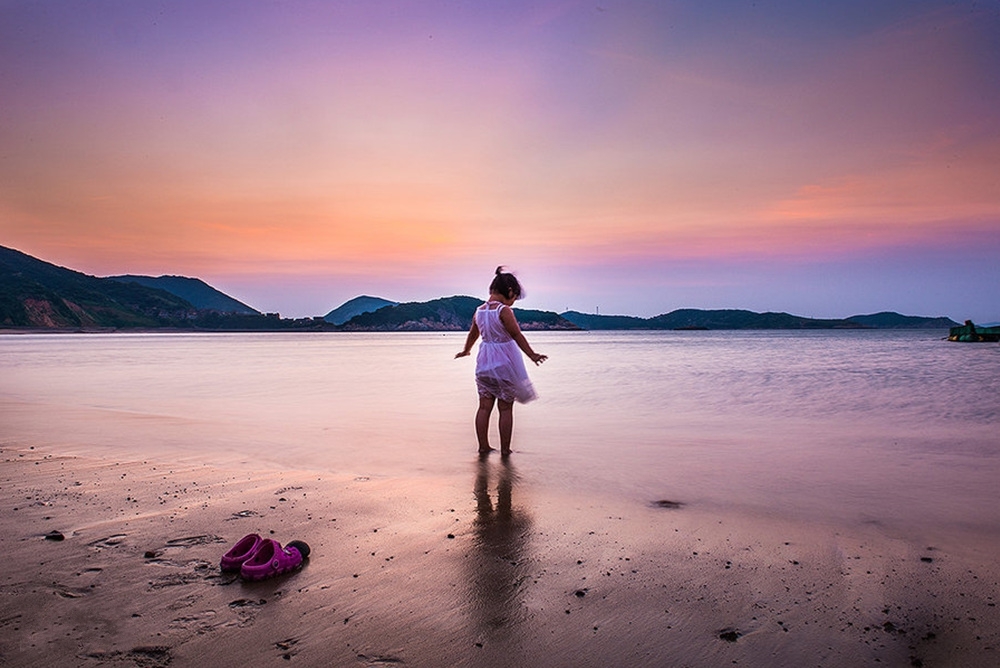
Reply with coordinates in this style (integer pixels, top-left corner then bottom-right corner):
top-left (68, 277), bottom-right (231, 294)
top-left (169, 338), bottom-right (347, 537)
top-left (475, 301), bottom-right (538, 404)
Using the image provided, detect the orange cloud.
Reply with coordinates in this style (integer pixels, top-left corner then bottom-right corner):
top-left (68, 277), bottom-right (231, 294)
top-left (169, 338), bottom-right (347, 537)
top-left (759, 134), bottom-right (1000, 241)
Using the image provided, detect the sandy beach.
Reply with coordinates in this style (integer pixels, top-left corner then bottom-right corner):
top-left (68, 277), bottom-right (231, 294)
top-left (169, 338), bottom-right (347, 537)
top-left (3, 441), bottom-right (998, 668)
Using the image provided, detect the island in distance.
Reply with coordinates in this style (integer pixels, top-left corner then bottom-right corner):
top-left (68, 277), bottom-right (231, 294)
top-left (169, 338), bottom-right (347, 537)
top-left (323, 295), bottom-right (398, 325)
top-left (0, 244), bottom-right (960, 332)
top-left (332, 299), bottom-right (957, 332)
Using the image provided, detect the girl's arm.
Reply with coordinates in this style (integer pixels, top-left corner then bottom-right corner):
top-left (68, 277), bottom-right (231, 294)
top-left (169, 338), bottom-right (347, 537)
top-left (455, 320), bottom-right (480, 358)
top-left (499, 307), bottom-right (547, 365)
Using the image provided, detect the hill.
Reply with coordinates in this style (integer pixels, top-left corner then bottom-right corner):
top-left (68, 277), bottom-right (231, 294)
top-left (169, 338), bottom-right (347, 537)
top-left (0, 245), bottom-right (327, 331)
top-left (336, 296), bottom-right (580, 331)
top-left (109, 275), bottom-right (258, 314)
top-left (559, 311), bottom-right (650, 330)
top-left (1, 245), bottom-right (196, 328)
top-left (560, 308), bottom-right (862, 330)
top-left (846, 312), bottom-right (959, 329)
top-left (560, 308), bottom-right (959, 330)
top-left (324, 295), bottom-right (398, 325)
top-left (649, 309), bottom-right (863, 330)
top-left (2, 245), bottom-right (963, 332)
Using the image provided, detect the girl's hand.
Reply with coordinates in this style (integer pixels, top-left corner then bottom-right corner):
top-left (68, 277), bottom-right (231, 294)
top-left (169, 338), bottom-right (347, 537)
top-left (455, 350), bottom-right (470, 359)
top-left (530, 353), bottom-right (547, 365)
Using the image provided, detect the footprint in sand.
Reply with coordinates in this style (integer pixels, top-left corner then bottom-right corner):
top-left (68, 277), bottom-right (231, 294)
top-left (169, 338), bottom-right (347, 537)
top-left (147, 557), bottom-right (237, 588)
top-left (83, 646), bottom-right (172, 667)
top-left (229, 598), bottom-right (267, 628)
top-left (357, 653), bottom-right (405, 666)
top-left (164, 535), bottom-right (225, 548)
top-left (147, 572), bottom-right (205, 590)
top-left (166, 593), bottom-right (200, 611)
top-left (0, 613), bottom-right (23, 629)
top-left (87, 534), bottom-right (127, 549)
top-left (275, 636), bottom-right (301, 660)
top-left (146, 556), bottom-right (213, 569)
top-left (51, 584), bottom-right (91, 599)
top-left (168, 609), bottom-right (221, 635)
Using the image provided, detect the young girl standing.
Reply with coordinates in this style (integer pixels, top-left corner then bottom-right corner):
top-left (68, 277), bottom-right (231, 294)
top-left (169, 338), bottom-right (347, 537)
top-left (456, 267), bottom-right (547, 456)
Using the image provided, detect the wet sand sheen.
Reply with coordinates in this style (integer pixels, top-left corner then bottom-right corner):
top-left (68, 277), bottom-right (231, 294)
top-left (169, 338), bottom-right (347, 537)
top-left (3, 444), bottom-right (998, 667)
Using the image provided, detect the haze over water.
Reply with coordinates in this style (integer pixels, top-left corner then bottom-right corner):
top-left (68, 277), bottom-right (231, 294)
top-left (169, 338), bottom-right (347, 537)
top-left (2, 330), bottom-right (998, 542)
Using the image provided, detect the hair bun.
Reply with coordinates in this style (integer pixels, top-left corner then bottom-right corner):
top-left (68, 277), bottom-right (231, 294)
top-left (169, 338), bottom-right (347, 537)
top-left (488, 266), bottom-right (523, 300)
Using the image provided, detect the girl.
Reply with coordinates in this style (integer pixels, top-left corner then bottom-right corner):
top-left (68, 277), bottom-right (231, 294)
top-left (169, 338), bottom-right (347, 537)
top-left (456, 267), bottom-right (547, 456)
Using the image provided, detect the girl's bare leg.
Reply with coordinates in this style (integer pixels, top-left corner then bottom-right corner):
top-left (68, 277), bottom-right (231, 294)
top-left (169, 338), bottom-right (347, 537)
top-left (476, 395), bottom-right (496, 453)
top-left (497, 399), bottom-right (514, 455)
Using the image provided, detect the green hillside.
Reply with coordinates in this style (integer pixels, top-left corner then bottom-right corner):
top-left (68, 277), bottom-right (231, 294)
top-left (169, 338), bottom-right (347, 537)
top-left (560, 308), bottom-right (958, 330)
top-left (110, 275), bottom-right (259, 314)
top-left (324, 295), bottom-right (398, 325)
top-left (846, 312), bottom-right (959, 329)
top-left (649, 309), bottom-right (862, 330)
top-left (1, 245), bottom-right (196, 328)
top-left (0, 245), bottom-right (321, 331)
top-left (2, 245), bottom-right (963, 332)
top-left (337, 296), bottom-right (579, 331)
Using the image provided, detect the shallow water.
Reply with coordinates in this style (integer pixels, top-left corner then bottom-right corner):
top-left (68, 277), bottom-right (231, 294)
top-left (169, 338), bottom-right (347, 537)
top-left (2, 330), bottom-right (998, 536)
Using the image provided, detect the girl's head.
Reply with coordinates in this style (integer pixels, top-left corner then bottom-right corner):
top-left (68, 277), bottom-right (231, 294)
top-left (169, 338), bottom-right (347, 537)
top-left (489, 266), bottom-right (523, 301)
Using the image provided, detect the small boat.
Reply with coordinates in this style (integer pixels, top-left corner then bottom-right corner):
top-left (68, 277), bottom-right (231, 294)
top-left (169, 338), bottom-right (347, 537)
top-left (948, 320), bottom-right (1000, 342)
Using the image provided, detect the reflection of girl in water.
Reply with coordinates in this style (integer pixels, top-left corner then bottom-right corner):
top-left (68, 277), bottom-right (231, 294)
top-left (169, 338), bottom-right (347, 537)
top-left (469, 459), bottom-right (532, 641)
top-left (455, 267), bottom-right (547, 456)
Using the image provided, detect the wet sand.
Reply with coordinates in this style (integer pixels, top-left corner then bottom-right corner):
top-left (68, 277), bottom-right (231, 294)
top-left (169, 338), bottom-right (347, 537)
top-left (2, 444), bottom-right (999, 668)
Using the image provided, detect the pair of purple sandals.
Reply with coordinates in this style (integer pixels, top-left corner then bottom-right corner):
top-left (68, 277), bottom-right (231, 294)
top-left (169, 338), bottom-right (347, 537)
top-left (220, 533), bottom-right (310, 581)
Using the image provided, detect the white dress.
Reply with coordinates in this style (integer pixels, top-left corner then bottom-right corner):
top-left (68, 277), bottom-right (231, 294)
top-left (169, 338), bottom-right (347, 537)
top-left (474, 302), bottom-right (537, 404)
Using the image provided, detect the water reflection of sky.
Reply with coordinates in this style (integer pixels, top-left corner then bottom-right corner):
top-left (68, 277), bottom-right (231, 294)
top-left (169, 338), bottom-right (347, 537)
top-left (2, 331), bottom-right (998, 533)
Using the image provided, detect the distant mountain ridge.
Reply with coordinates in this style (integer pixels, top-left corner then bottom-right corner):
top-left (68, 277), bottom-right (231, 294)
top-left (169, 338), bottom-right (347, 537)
top-left (324, 295), bottom-right (397, 325)
top-left (0, 245), bottom-right (964, 331)
top-left (335, 296), bottom-right (580, 331)
top-left (109, 275), bottom-right (258, 314)
top-left (844, 312), bottom-right (959, 329)
top-left (0, 245), bottom-right (322, 330)
top-left (1, 245), bottom-right (196, 328)
top-left (326, 299), bottom-right (958, 332)
top-left (560, 309), bottom-right (959, 330)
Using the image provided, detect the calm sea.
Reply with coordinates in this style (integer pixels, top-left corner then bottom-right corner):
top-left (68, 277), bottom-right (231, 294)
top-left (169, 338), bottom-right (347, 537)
top-left (2, 330), bottom-right (998, 536)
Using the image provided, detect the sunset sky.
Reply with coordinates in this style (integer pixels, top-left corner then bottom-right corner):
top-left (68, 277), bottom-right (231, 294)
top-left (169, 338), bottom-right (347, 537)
top-left (2, 1), bottom-right (998, 321)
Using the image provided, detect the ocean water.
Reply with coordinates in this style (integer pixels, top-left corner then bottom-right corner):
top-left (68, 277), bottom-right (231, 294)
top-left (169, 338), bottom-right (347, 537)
top-left (2, 330), bottom-right (998, 537)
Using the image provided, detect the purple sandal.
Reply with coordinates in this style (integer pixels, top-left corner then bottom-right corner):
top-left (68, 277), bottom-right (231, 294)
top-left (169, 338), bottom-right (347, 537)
top-left (220, 533), bottom-right (263, 572)
top-left (240, 539), bottom-right (310, 581)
